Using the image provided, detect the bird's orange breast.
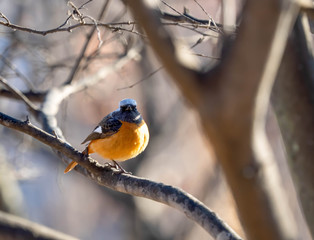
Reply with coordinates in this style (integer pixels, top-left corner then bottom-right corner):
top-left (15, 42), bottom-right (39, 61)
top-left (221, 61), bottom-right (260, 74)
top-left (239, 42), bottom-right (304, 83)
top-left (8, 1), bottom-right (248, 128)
top-left (87, 120), bottom-right (149, 161)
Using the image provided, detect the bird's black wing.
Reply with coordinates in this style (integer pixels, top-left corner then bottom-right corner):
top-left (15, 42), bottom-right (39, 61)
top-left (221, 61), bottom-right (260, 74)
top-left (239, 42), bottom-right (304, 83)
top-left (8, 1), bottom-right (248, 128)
top-left (81, 113), bottom-right (122, 144)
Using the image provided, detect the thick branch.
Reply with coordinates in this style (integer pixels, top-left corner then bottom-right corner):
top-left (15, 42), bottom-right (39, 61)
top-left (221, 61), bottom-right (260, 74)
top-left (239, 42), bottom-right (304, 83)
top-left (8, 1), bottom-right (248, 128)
top-left (272, 14), bottom-right (314, 237)
top-left (0, 112), bottom-right (241, 240)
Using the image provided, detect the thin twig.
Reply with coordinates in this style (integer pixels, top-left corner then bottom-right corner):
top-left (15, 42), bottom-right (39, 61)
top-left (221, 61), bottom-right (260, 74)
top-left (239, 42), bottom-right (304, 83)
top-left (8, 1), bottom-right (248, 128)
top-left (117, 66), bottom-right (163, 90)
top-left (0, 9), bottom-right (225, 37)
top-left (0, 17), bottom-right (135, 36)
top-left (164, 22), bottom-right (220, 38)
top-left (57, 0), bottom-right (93, 29)
top-left (192, 53), bottom-right (221, 60)
top-left (0, 13), bottom-right (10, 23)
top-left (0, 76), bottom-right (39, 114)
top-left (192, 0), bottom-right (222, 33)
top-left (0, 55), bottom-right (35, 90)
top-left (160, 1), bottom-right (198, 24)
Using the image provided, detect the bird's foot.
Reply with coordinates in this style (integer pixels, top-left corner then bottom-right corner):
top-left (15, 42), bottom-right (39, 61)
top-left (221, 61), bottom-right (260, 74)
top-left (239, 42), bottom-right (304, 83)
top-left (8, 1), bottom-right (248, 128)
top-left (111, 160), bottom-right (132, 174)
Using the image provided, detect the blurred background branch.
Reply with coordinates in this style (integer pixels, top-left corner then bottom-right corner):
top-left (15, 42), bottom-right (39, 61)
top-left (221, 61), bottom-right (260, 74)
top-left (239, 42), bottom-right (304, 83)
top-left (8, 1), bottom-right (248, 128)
top-left (0, 211), bottom-right (78, 240)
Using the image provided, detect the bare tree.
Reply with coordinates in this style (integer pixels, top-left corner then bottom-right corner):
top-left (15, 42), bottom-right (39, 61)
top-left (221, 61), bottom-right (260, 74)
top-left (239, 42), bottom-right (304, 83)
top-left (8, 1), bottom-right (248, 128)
top-left (0, 0), bottom-right (313, 239)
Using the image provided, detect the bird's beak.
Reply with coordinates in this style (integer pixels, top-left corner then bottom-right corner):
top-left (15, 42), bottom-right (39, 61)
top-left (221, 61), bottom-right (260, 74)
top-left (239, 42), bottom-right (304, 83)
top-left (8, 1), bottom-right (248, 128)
top-left (125, 105), bottom-right (132, 111)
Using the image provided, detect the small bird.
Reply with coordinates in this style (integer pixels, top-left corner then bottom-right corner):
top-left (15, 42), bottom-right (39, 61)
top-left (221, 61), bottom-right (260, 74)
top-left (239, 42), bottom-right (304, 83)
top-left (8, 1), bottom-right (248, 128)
top-left (64, 98), bottom-right (149, 174)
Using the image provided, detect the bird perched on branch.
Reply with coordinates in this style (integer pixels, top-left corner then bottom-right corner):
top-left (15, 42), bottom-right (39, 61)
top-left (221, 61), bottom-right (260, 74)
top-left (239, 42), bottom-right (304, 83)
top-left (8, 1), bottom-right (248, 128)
top-left (64, 98), bottom-right (149, 174)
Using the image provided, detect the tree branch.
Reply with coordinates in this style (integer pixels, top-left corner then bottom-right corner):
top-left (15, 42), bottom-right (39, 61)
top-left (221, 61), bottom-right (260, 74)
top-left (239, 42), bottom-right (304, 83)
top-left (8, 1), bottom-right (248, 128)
top-left (0, 10), bottom-right (222, 37)
top-left (0, 14), bottom-right (135, 36)
top-left (0, 89), bottom-right (46, 102)
top-left (272, 13), bottom-right (314, 237)
top-left (0, 111), bottom-right (241, 240)
top-left (0, 211), bottom-right (77, 240)
top-left (0, 76), bottom-right (39, 114)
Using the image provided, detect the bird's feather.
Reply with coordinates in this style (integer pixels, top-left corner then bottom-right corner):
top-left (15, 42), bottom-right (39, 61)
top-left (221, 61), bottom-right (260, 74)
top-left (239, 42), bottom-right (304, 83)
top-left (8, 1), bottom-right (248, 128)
top-left (81, 114), bottom-right (122, 144)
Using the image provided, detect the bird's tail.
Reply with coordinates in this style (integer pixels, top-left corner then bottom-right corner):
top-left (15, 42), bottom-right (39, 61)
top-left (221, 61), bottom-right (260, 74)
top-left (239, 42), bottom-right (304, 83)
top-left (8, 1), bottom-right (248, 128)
top-left (64, 161), bottom-right (78, 174)
top-left (64, 148), bottom-right (87, 174)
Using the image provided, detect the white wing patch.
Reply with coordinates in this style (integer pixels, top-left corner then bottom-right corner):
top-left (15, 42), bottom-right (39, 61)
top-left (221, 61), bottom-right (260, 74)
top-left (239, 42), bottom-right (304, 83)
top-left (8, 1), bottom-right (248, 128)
top-left (94, 126), bottom-right (102, 133)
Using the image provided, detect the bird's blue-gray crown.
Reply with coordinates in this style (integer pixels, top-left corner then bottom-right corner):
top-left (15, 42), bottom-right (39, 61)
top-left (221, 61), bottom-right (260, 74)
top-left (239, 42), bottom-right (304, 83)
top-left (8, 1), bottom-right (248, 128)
top-left (119, 98), bottom-right (137, 108)
top-left (114, 98), bottom-right (142, 124)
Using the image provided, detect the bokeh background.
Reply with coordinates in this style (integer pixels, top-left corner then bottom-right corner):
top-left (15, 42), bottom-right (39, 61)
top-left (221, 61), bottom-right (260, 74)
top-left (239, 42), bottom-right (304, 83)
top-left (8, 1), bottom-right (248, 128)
top-left (0, 0), bottom-right (309, 239)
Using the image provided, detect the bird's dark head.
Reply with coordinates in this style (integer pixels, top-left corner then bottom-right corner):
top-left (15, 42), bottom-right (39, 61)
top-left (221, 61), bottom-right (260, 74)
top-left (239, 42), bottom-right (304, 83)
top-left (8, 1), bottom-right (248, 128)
top-left (117, 98), bottom-right (142, 124)
top-left (119, 98), bottom-right (137, 112)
